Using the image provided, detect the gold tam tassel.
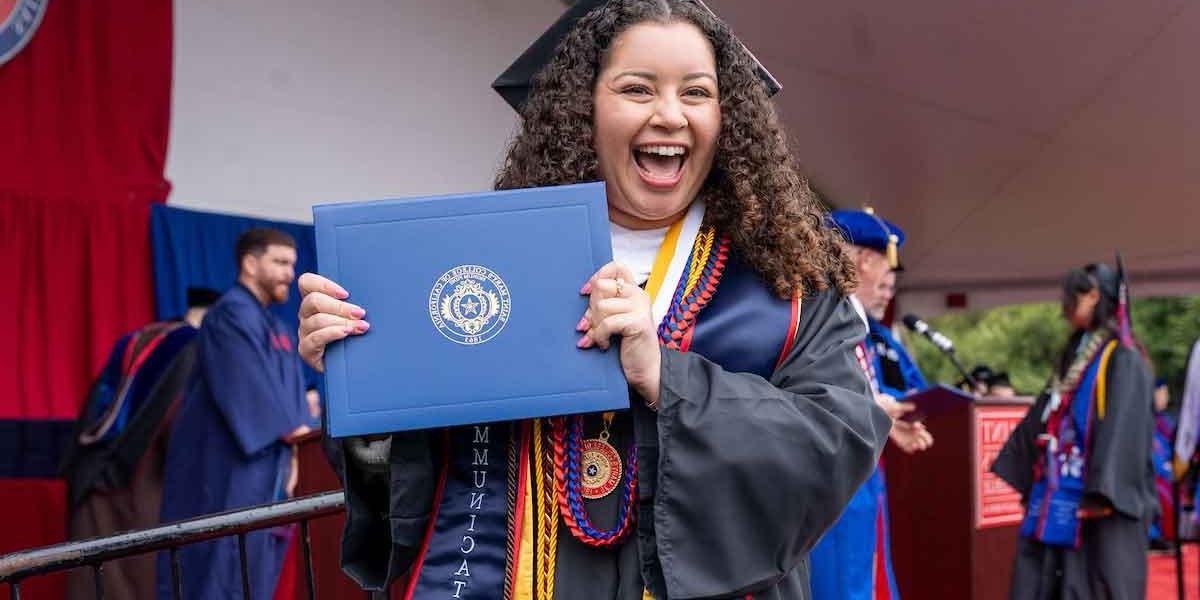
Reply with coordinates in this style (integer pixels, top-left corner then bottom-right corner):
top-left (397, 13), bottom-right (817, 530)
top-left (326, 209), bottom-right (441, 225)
top-left (887, 234), bottom-right (899, 268)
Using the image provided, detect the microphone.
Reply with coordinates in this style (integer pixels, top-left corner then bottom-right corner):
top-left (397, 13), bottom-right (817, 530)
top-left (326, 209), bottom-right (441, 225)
top-left (902, 314), bottom-right (955, 354)
top-left (901, 314), bottom-right (977, 389)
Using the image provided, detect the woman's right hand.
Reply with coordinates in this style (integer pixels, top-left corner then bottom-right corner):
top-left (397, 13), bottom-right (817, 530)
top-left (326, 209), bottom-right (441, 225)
top-left (297, 273), bottom-right (370, 372)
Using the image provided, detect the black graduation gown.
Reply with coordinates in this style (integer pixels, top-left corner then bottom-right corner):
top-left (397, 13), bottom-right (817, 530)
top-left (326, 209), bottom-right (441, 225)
top-left (991, 344), bottom-right (1157, 600)
top-left (326, 285), bottom-right (890, 599)
top-left (59, 321), bottom-right (199, 600)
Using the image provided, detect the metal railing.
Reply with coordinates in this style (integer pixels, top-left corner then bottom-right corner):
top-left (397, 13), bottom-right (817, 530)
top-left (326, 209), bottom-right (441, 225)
top-left (0, 491), bottom-right (345, 600)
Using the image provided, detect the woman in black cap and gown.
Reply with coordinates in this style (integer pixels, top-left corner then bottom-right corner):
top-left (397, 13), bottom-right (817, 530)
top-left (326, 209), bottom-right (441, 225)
top-left (298, 1), bottom-right (891, 598)
top-left (992, 262), bottom-right (1156, 599)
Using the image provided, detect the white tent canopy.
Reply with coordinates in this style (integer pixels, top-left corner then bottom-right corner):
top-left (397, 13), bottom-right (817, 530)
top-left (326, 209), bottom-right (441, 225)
top-left (167, 1), bottom-right (1200, 316)
top-left (713, 0), bottom-right (1200, 315)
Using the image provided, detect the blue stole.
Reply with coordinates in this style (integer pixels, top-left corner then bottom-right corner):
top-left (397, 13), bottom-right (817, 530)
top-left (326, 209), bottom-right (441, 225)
top-left (689, 254), bottom-right (798, 379)
top-left (405, 254), bottom-right (797, 598)
top-left (409, 425), bottom-right (513, 599)
top-left (1020, 350), bottom-right (1105, 548)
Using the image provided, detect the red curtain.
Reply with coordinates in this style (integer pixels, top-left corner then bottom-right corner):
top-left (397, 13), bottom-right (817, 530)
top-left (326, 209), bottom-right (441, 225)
top-left (0, 0), bottom-right (171, 596)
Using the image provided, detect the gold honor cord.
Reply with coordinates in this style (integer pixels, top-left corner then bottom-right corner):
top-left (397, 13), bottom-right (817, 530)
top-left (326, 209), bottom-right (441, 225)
top-left (683, 228), bottom-right (716, 297)
top-left (532, 419), bottom-right (559, 599)
top-left (1094, 340), bottom-right (1118, 420)
top-left (528, 214), bottom-right (707, 599)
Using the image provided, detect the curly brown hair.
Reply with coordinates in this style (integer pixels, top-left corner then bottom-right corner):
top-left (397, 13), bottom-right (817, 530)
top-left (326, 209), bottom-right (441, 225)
top-left (494, 0), bottom-right (855, 298)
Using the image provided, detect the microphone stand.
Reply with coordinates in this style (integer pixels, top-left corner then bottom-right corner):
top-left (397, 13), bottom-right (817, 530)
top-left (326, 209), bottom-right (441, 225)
top-left (943, 349), bottom-right (978, 390)
top-left (901, 314), bottom-right (979, 390)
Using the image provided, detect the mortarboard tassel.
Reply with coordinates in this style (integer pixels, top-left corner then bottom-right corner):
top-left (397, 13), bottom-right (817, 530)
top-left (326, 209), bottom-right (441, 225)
top-left (1115, 252), bottom-right (1134, 348)
top-left (862, 204), bottom-right (900, 268)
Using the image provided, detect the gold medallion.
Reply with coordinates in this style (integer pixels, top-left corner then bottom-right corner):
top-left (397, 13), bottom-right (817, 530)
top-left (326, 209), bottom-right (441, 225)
top-left (581, 437), bottom-right (623, 500)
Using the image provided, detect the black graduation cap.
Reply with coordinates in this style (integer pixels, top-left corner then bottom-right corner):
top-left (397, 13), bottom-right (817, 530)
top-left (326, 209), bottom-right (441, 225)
top-left (492, 0), bottom-right (782, 112)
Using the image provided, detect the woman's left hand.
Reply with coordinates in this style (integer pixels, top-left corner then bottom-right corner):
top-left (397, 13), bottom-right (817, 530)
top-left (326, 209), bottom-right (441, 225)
top-left (578, 262), bottom-right (660, 407)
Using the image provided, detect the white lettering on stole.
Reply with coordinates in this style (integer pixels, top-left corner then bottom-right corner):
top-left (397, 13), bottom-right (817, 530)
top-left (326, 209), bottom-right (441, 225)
top-left (455, 559), bottom-right (471, 576)
top-left (451, 425), bottom-right (493, 597)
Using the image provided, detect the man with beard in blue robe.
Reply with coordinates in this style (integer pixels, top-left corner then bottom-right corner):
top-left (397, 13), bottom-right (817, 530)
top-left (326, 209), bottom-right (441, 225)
top-left (157, 229), bottom-right (310, 599)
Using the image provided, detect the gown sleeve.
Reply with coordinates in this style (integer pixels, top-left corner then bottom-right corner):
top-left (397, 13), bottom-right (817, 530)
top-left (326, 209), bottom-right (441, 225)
top-left (324, 429), bottom-right (436, 591)
top-left (990, 391), bottom-right (1050, 500)
top-left (200, 306), bottom-right (305, 456)
top-left (633, 289), bottom-right (891, 599)
top-left (1084, 345), bottom-right (1157, 520)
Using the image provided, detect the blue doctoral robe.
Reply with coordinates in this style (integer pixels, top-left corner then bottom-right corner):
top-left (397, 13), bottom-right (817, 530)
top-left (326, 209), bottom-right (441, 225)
top-left (810, 467), bottom-right (900, 600)
top-left (811, 318), bottom-right (916, 599)
top-left (157, 283), bottom-right (307, 599)
top-left (1150, 412), bottom-right (1175, 543)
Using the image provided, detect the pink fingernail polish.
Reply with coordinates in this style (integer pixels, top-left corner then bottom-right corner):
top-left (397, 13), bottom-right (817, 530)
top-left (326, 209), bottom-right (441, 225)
top-left (357, 321), bottom-right (371, 332)
top-left (580, 282), bottom-right (592, 295)
top-left (577, 335), bottom-right (590, 348)
top-left (350, 307), bottom-right (366, 319)
top-left (576, 317), bottom-right (589, 331)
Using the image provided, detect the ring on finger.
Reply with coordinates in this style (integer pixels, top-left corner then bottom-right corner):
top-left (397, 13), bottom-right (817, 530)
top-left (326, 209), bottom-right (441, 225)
top-left (614, 278), bottom-right (625, 298)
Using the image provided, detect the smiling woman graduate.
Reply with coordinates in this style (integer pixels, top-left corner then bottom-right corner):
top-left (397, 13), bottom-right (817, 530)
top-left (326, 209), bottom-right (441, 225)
top-left (298, 1), bottom-right (890, 598)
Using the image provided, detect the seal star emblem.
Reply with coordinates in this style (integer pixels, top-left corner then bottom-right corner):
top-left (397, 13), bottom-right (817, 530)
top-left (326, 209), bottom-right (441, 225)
top-left (461, 298), bottom-right (481, 315)
top-left (429, 265), bottom-right (512, 345)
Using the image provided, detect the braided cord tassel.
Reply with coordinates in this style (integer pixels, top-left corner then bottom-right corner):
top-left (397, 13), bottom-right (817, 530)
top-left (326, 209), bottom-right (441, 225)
top-left (659, 232), bottom-right (730, 350)
top-left (543, 227), bottom-right (729, 554)
top-left (542, 420), bottom-right (560, 599)
top-left (533, 419), bottom-right (559, 599)
top-left (502, 423), bottom-right (520, 600)
top-left (553, 417), bottom-right (638, 547)
top-left (683, 228), bottom-right (715, 296)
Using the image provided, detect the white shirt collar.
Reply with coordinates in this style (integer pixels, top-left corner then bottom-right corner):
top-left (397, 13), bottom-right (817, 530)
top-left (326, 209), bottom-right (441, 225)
top-left (849, 294), bottom-right (870, 332)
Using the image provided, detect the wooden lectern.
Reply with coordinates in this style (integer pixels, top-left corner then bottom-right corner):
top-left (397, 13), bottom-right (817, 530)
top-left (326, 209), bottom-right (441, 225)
top-left (885, 396), bottom-right (1034, 600)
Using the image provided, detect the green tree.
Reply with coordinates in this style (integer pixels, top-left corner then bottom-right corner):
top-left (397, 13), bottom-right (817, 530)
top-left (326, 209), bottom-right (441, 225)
top-left (1129, 296), bottom-right (1200, 396)
top-left (905, 297), bottom-right (1200, 399)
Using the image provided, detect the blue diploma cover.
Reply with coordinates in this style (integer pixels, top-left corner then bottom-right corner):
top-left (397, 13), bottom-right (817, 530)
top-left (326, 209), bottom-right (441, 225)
top-left (314, 182), bottom-right (629, 437)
